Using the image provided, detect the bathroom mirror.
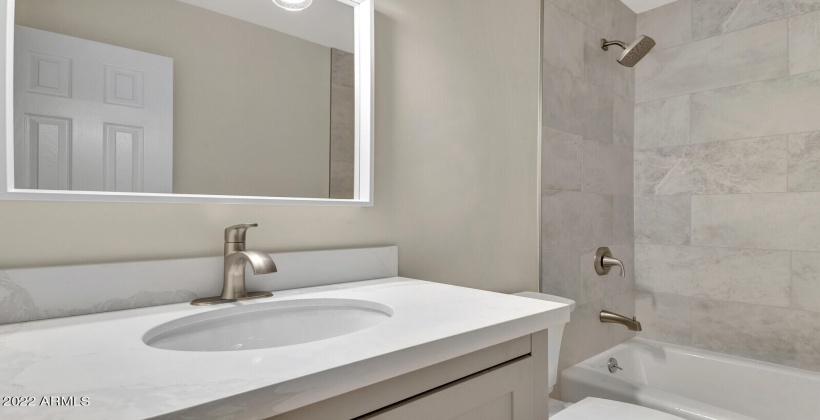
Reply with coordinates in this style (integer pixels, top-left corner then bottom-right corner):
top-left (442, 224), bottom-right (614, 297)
top-left (0, 0), bottom-right (374, 205)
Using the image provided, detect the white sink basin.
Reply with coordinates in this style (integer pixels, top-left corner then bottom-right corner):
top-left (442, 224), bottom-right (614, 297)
top-left (143, 298), bottom-right (393, 352)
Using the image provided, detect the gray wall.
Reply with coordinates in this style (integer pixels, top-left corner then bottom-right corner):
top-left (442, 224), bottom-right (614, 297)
top-left (540, 0), bottom-right (637, 397)
top-left (0, 0), bottom-right (541, 300)
top-left (635, 0), bottom-right (820, 372)
top-left (17, 0), bottom-right (332, 198)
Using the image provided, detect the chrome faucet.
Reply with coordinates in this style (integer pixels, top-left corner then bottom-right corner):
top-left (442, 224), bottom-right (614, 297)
top-left (192, 224), bottom-right (277, 306)
top-left (594, 247), bottom-right (625, 277)
top-left (600, 310), bottom-right (642, 331)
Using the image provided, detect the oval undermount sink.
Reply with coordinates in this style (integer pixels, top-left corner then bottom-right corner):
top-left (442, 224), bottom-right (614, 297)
top-left (143, 298), bottom-right (393, 352)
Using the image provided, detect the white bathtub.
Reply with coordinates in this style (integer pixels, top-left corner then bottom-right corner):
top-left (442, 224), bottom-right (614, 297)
top-left (560, 338), bottom-right (820, 420)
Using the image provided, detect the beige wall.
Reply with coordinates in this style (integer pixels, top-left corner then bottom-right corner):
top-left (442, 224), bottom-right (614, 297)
top-left (0, 0), bottom-right (541, 300)
top-left (380, 0), bottom-right (542, 293)
top-left (17, 0), bottom-right (332, 198)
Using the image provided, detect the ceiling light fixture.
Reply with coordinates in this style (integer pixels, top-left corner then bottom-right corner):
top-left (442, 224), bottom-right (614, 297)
top-left (273, 0), bottom-right (313, 12)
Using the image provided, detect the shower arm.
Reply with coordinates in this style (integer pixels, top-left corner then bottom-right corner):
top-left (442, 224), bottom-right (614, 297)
top-left (601, 39), bottom-right (628, 51)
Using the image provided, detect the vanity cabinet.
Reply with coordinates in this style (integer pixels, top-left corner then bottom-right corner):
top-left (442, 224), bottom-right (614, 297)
top-left (274, 330), bottom-right (549, 420)
top-left (362, 356), bottom-right (534, 420)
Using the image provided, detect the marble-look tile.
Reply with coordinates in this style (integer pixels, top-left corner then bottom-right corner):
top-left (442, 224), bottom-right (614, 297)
top-left (330, 48), bottom-right (355, 88)
top-left (788, 131), bottom-right (820, 191)
top-left (543, 1), bottom-right (585, 78)
top-left (613, 194), bottom-right (635, 245)
top-left (541, 190), bottom-right (614, 251)
top-left (329, 160), bottom-right (355, 199)
top-left (637, 0), bottom-right (692, 50)
top-left (692, 0), bottom-right (820, 41)
top-left (541, 244), bottom-right (633, 307)
top-left (330, 84), bottom-right (355, 126)
top-left (330, 122), bottom-right (355, 163)
top-left (583, 140), bottom-right (633, 196)
top-left (692, 299), bottom-right (820, 372)
top-left (542, 126), bottom-right (582, 191)
top-left (635, 136), bottom-right (788, 196)
top-left (634, 95), bottom-right (690, 150)
top-left (692, 193), bottom-right (820, 251)
top-left (791, 252), bottom-right (820, 313)
top-left (691, 71), bottom-right (820, 142)
top-left (581, 244), bottom-right (634, 303)
top-left (611, 2), bottom-right (638, 49)
top-left (541, 250), bottom-right (582, 302)
top-left (789, 10), bottom-right (820, 74)
top-left (609, 291), bottom-right (638, 347)
top-left (558, 291), bottom-right (636, 374)
top-left (635, 244), bottom-right (791, 306)
top-left (559, 296), bottom-right (615, 373)
top-left (634, 196), bottom-right (691, 245)
top-left (584, 26), bottom-right (633, 100)
top-left (635, 292), bottom-right (693, 345)
top-left (543, 64), bottom-right (614, 143)
top-left (636, 20), bottom-right (788, 101)
top-left (549, 0), bottom-right (615, 37)
top-left (613, 94), bottom-right (634, 147)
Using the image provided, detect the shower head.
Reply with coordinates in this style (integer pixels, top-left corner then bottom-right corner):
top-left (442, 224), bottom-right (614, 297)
top-left (601, 35), bottom-right (656, 67)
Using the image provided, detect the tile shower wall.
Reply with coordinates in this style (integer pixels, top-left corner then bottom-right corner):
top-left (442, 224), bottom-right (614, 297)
top-left (541, 0), bottom-right (636, 397)
top-left (635, 0), bottom-right (820, 371)
top-left (329, 48), bottom-right (355, 199)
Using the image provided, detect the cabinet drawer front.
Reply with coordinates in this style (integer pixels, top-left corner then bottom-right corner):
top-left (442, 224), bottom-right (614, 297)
top-left (360, 356), bottom-right (534, 420)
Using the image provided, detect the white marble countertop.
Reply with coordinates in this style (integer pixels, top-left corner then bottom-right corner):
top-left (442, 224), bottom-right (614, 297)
top-left (0, 278), bottom-right (570, 419)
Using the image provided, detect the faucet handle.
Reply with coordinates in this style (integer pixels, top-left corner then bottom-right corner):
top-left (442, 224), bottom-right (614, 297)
top-left (225, 223), bottom-right (259, 243)
top-left (594, 247), bottom-right (626, 277)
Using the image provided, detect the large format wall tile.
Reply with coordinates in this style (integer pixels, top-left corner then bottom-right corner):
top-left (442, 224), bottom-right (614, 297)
top-left (692, 300), bottom-right (820, 371)
top-left (543, 0), bottom-right (585, 78)
top-left (584, 140), bottom-right (633, 196)
top-left (584, 26), bottom-right (634, 100)
top-left (542, 126), bottom-right (583, 191)
top-left (635, 95), bottom-right (690, 150)
top-left (691, 71), bottom-right (820, 142)
top-left (692, 193), bottom-right (820, 251)
top-left (791, 252), bottom-right (820, 313)
top-left (542, 244), bottom-right (633, 306)
top-left (558, 291), bottom-right (636, 375)
top-left (635, 136), bottom-right (788, 196)
top-left (614, 95), bottom-right (634, 147)
top-left (789, 10), bottom-right (820, 74)
top-left (544, 64), bottom-right (614, 143)
top-left (541, 249), bottom-right (582, 302)
top-left (788, 131), bottom-right (820, 191)
top-left (692, 0), bottom-right (820, 41)
top-left (636, 20), bottom-right (788, 101)
top-left (635, 244), bottom-right (791, 306)
top-left (549, 0), bottom-right (617, 38)
top-left (541, 190), bottom-right (614, 251)
top-left (636, 292), bottom-right (693, 345)
top-left (634, 196), bottom-right (691, 245)
top-left (637, 0), bottom-right (692, 50)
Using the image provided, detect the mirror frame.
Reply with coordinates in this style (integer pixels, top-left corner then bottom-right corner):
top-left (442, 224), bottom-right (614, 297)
top-left (0, 0), bottom-right (374, 206)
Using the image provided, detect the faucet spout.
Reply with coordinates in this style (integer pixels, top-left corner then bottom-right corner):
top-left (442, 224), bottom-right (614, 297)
top-left (191, 224), bottom-right (277, 306)
top-left (600, 310), bottom-right (642, 331)
top-left (222, 251), bottom-right (277, 300)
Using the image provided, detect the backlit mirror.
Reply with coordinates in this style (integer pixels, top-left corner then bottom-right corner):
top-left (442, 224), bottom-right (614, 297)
top-left (0, 0), bottom-right (373, 205)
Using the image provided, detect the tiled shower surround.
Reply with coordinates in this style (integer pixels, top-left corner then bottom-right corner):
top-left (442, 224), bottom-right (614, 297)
top-left (540, 0), bottom-right (637, 397)
top-left (634, 0), bottom-right (820, 371)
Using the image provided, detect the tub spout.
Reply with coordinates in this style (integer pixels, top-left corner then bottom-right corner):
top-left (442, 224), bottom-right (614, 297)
top-left (600, 310), bottom-right (642, 331)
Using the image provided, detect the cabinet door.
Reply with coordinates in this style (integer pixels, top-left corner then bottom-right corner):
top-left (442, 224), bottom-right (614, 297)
top-left (362, 357), bottom-right (534, 420)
